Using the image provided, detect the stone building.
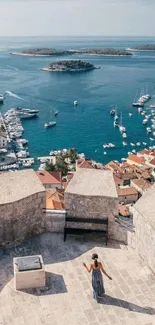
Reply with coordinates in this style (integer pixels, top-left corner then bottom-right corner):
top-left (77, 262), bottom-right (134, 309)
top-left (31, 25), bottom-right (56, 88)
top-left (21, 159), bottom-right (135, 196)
top-left (65, 168), bottom-right (118, 237)
top-left (130, 184), bottom-right (155, 272)
top-left (0, 170), bottom-right (46, 245)
top-left (117, 187), bottom-right (139, 204)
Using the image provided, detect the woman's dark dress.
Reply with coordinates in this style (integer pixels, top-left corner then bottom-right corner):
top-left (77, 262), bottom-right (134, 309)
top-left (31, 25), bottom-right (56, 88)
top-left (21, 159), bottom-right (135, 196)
top-left (92, 268), bottom-right (105, 301)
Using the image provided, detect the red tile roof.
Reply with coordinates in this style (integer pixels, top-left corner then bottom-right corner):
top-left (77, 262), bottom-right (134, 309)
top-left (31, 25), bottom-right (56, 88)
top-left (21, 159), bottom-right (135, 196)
top-left (131, 179), bottom-right (152, 190)
top-left (118, 187), bottom-right (138, 197)
top-left (77, 158), bottom-right (94, 169)
top-left (46, 188), bottom-right (64, 210)
top-left (128, 155), bottom-right (145, 165)
top-left (36, 171), bottom-right (62, 185)
top-left (149, 159), bottom-right (155, 166)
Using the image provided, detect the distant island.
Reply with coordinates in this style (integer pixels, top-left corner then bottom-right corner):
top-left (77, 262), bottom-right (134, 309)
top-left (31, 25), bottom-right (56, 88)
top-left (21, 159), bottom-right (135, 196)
top-left (126, 45), bottom-right (155, 52)
top-left (41, 60), bottom-right (97, 72)
top-left (11, 47), bottom-right (132, 57)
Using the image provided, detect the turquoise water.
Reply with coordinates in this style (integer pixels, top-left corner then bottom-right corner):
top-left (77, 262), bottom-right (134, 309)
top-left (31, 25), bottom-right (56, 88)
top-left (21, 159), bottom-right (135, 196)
top-left (0, 36), bottom-right (155, 164)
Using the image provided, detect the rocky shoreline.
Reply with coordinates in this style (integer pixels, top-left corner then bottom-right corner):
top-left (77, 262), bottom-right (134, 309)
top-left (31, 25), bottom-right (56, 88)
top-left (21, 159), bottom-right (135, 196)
top-left (11, 47), bottom-right (132, 57)
top-left (42, 60), bottom-right (97, 72)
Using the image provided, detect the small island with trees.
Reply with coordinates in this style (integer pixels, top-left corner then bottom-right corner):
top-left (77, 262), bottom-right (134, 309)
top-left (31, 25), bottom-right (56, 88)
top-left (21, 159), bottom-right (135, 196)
top-left (126, 45), bottom-right (155, 52)
top-left (11, 47), bottom-right (132, 57)
top-left (42, 60), bottom-right (97, 72)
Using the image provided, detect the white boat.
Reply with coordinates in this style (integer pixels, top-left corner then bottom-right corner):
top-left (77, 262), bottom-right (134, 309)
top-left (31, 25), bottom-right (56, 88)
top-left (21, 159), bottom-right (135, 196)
top-left (0, 94), bottom-right (4, 103)
top-left (74, 100), bottom-right (78, 105)
top-left (150, 104), bottom-right (155, 108)
top-left (142, 142), bottom-right (147, 145)
top-left (141, 112), bottom-right (145, 116)
top-left (16, 107), bottom-right (39, 114)
top-left (129, 113), bottom-right (132, 117)
top-left (103, 152), bottom-right (107, 155)
top-left (44, 121), bottom-right (56, 128)
top-left (103, 143), bottom-right (115, 149)
top-left (132, 149), bottom-right (136, 153)
top-left (143, 119), bottom-right (148, 125)
top-left (114, 120), bottom-right (119, 127)
top-left (122, 133), bottom-right (127, 138)
top-left (110, 109), bottom-right (115, 115)
top-left (133, 102), bottom-right (144, 107)
top-left (146, 127), bottom-right (151, 133)
top-left (16, 112), bottom-right (37, 119)
top-left (136, 142), bottom-right (141, 146)
top-left (138, 107), bottom-right (143, 113)
top-left (122, 141), bottom-right (127, 146)
top-left (130, 143), bottom-right (135, 147)
top-left (54, 110), bottom-right (59, 116)
top-left (150, 137), bottom-right (154, 141)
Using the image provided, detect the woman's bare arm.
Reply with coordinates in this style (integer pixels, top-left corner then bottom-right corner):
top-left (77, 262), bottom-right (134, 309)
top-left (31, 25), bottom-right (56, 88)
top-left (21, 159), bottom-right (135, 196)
top-left (83, 263), bottom-right (92, 273)
top-left (100, 263), bottom-right (112, 280)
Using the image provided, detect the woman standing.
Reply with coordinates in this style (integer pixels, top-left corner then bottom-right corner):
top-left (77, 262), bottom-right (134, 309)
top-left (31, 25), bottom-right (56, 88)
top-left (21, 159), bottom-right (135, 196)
top-left (83, 253), bottom-right (112, 302)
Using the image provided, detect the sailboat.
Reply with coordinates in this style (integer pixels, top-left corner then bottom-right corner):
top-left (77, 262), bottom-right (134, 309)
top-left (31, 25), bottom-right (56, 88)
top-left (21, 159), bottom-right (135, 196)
top-left (113, 106), bottom-right (119, 127)
top-left (119, 112), bottom-right (126, 133)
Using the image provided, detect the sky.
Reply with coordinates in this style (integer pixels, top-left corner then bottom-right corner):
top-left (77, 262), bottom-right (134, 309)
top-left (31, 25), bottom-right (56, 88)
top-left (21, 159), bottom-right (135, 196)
top-left (0, 0), bottom-right (155, 36)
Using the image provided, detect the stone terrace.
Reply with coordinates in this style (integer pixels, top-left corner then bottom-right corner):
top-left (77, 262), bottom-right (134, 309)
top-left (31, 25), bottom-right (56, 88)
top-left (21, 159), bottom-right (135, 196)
top-left (0, 233), bottom-right (155, 325)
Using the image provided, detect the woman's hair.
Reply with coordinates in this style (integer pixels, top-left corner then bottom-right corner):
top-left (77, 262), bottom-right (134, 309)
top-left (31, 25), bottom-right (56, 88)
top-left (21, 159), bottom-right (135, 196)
top-left (92, 253), bottom-right (98, 268)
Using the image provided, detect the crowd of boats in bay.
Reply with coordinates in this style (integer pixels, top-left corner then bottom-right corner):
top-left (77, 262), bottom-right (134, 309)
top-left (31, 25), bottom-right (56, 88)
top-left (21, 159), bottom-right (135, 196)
top-left (102, 89), bottom-right (155, 156)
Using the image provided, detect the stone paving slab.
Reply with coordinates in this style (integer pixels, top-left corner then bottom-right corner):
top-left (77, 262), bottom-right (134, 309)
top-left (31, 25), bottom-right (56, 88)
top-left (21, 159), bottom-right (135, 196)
top-left (0, 233), bottom-right (155, 325)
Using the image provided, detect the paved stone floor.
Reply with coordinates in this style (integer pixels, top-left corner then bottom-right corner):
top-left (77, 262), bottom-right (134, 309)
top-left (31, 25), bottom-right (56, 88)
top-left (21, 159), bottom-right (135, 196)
top-left (0, 233), bottom-right (155, 325)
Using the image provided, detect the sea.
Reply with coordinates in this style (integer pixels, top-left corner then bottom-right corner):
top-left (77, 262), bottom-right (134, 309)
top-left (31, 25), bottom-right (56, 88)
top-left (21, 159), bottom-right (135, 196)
top-left (0, 36), bottom-right (155, 166)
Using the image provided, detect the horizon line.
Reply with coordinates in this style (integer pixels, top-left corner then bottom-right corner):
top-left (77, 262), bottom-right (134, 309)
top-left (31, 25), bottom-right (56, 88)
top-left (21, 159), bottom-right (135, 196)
top-left (0, 35), bottom-right (155, 38)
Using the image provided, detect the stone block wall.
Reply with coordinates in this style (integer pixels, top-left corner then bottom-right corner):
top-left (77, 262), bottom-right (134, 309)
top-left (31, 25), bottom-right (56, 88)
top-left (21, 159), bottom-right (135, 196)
top-left (45, 210), bottom-right (66, 233)
top-left (64, 193), bottom-right (119, 237)
top-left (0, 192), bottom-right (46, 245)
top-left (128, 208), bottom-right (155, 272)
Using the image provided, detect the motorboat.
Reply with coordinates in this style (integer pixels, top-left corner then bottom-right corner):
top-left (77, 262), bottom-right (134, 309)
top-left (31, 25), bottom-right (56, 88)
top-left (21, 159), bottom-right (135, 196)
top-left (113, 120), bottom-right (119, 127)
top-left (142, 142), bottom-right (147, 146)
top-left (54, 110), bottom-right (59, 116)
top-left (133, 102), bottom-right (144, 107)
top-left (136, 142), bottom-right (141, 146)
top-left (122, 133), bottom-right (127, 138)
top-left (150, 104), bottom-right (155, 108)
top-left (146, 127), bottom-right (151, 133)
top-left (138, 107), bottom-right (143, 113)
top-left (143, 119), bottom-right (148, 125)
top-left (122, 142), bottom-right (127, 146)
top-left (150, 137), bottom-right (154, 141)
top-left (110, 109), bottom-right (115, 115)
top-left (74, 100), bottom-right (78, 105)
top-left (0, 94), bottom-right (4, 103)
top-left (16, 112), bottom-right (38, 119)
top-left (103, 143), bottom-right (115, 149)
top-left (103, 152), bottom-right (107, 155)
top-left (119, 125), bottom-right (126, 133)
top-left (130, 143), bottom-right (135, 147)
top-left (44, 121), bottom-right (56, 128)
top-left (129, 113), bottom-right (132, 117)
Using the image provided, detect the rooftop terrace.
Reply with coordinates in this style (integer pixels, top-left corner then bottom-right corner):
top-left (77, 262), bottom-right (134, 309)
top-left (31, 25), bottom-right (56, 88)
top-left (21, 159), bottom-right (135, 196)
top-left (0, 233), bottom-right (155, 325)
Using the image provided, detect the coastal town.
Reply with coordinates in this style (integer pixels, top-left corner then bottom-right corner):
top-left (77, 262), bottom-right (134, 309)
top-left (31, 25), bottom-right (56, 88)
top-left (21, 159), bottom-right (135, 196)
top-left (1, 42), bottom-right (155, 325)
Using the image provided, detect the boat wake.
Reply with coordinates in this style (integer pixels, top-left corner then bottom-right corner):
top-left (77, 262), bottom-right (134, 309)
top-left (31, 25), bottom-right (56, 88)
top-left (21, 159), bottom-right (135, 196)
top-left (5, 91), bottom-right (26, 101)
top-left (7, 65), bottom-right (19, 71)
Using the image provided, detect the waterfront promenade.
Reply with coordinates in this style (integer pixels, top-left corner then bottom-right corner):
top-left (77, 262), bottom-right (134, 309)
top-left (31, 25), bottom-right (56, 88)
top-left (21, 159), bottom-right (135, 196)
top-left (0, 233), bottom-right (155, 325)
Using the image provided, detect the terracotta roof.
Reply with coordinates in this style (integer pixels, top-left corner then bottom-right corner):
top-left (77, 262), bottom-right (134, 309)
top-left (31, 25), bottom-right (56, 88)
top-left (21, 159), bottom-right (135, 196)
top-left (46, 188), bottom-right (64, 210)
top-left (131, 179), bottom-right (152, 190)
top-left (150, 152), bottom-right (155, 157)
top-left (77, 158), bottom-right (94, 169)
top-left (113, 174), bottom-right (122, 184)
top-left (150, 159), bottom-right (155, 166)
top-left (118, 187), bottom-right (138, 197)
top-left (128, 155), bottom-right (145, 165)
top-left (36, 171), bottom-right (62, 185)
top-left (138, 149), bottom-right (150, 155)
top-left (106, 161), bottom-right (124, 173)
top-left (119, 204), bottom-right (130, 217)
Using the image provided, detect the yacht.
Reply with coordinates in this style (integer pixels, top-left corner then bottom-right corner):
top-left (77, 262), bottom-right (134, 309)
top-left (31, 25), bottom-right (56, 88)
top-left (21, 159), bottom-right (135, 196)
top-left (142, 142), bottom-right (147, 146)
top-left (74, 100), bottom-right (78, 105)
top-left (0, 94), bottom-right (4, 103)
top-left (143, 119), bottom-right (148, 125)
top-left (44, 121), bottom-right (56, 128)
top-left (16, 112), bottom-right (38, 119)
top-left (122, 132), bottom-right (127, 138)
top-left (103, 143), bottom-right (115, 149)
top-left (130, 143), bottom-right (135, 147)
top-left (122, 141), bottom-right (127, 146)
top-left (16, 107), bottom-right (39, 114)
top-left (138, 107), bottom-right (143, 113)
top-left (129, 113), bottom-right (132, 117)
top-left (146, 127), bottom-right (152, 133)
top-left (133, 102), bottom-right (144, 107)
top-left (114, 120), bottom-right (119, 127)
top-left (136, 142), bottom-right (141, 146)
top-left (150, 104), bottom-right (155, 108)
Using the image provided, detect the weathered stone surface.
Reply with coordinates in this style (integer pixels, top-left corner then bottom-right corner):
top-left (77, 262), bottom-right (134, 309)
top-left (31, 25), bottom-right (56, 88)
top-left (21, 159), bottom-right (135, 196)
top-left (0, 233), bottom-right (155, 325)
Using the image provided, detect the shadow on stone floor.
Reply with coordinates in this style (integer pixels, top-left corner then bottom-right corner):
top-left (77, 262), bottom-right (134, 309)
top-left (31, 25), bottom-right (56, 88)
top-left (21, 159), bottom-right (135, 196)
top-left (99, 294), bottom-right (155, 315)
top-left (19, 272), bottom-right (67, 296)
